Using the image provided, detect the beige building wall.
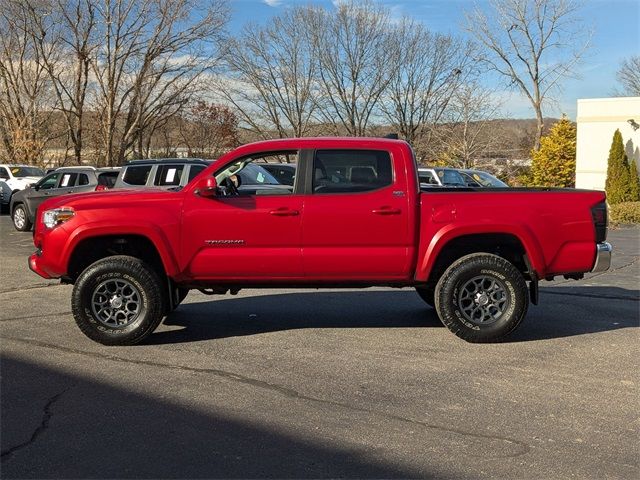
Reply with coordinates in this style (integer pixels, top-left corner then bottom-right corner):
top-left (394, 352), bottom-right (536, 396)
top-left (575, 97), bottom-right (640, 191)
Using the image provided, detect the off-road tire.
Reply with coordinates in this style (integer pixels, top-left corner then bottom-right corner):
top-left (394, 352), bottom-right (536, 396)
top-left (72, 255), bottom-right (165, 345)
top-left (434, 253), bottom-right (528, 343)
top-left (12, 204), bottom-right (32, 231)
top-left (415, 285), bottom-right (435, 307)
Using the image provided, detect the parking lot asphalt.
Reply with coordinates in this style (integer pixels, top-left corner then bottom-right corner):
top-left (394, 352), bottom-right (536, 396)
top-left (1, 214), bottom-right (639, 479)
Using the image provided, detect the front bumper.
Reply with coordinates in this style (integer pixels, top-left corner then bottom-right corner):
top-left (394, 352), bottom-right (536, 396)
top-left (29, 251), bottom-right (53, 279)
top-left (591, 242), bottom-right (612, 273)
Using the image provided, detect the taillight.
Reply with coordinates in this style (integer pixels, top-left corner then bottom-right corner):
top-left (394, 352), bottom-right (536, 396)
top-left (591, 201), bottom-right (608, 243)
top-left (95, 184), bottom-right (108, 191)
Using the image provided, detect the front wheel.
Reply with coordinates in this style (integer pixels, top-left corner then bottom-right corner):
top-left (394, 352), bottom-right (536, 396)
top-left (71, 255), bottom-right (165, 345)
top-left (12, 204), bottom-right (32, 231)
top-left (434, 253), bottom-right (529, 343)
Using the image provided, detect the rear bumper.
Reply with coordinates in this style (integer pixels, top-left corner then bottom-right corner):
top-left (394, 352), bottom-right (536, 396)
top-left (591, 242), bottom-right (612, 273)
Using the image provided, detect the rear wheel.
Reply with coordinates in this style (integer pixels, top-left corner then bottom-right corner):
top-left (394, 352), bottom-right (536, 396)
top-left (12, 204), bottom-right (31, 231)
top-left (72, 255), bottom-right (165, 345)
top-left (434, 253), bottom-right (528, 343)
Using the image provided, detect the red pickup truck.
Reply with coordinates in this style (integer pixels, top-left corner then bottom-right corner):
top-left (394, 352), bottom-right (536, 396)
top-left (29, 137), bottom-right (611, 345)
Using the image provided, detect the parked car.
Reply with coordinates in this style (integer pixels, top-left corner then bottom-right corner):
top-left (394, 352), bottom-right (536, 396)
top-left (114, 159), bottom-right (210, 190)
top-left (460, 169), bottom-right (509, 188)
top-left (29, 137), bottom-right (611, 346)
top-left (10, 167), bottom-right (119, 231)
top-left (418, 167), bottom-right (467, 187)
top-left (0, 164), bottom-right (44, 207)
top-left (259, 163), bottom-right (296, 186)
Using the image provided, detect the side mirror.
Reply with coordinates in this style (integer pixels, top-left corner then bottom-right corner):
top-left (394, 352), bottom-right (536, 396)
top-left (33, 184), bottom-right (40, 191)
top-left (196, 177), bottom-right (217, 198)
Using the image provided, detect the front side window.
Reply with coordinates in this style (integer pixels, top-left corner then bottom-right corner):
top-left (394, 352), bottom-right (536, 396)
top-left (122, 165), bottom-right (152, 186)
top-left (0, 167), bottom-right (9, 180)
top-left (313, 150), bottom-right (393, 194)
top-left (215, 151), bottom-right (297, 196)
top-left (37, 173), bottom-right (61, 190)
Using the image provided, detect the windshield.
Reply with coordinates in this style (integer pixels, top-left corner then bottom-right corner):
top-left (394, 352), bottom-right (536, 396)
top-left (434, 168), bottom-right (466, 186)
top-left (465, 171), bottom-right (508, 187)
top-left (10, 166), bottom-right (44, 177)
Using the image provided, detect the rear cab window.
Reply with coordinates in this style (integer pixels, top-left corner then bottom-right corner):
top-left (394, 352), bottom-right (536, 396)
top-left (312, 150), bottom-right (393, 194)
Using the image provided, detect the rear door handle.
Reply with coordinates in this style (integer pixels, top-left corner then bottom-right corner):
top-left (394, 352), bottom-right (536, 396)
top-left (372, 207), bottom-right (401, 215)
top-left (269, 208), bottom-right (299, 216)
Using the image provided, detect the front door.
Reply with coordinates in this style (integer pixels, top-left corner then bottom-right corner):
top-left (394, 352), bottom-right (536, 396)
top-left (181, 151), bottom-right (304, 281)
top-left (302, 149), bottom-right (412, 280)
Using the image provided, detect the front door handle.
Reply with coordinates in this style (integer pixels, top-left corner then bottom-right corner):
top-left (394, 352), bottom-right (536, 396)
top-left (269, 208), bottom-right (299, 216)
top-left (372, 207), bottom-right (401, 215)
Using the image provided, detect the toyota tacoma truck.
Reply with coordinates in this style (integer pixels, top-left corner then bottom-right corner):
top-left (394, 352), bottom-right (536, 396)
top-left (28, 137), bottom-right (611, 345)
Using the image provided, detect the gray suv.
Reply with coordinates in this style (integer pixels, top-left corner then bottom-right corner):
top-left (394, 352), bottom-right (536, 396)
top-left (114, 159), bottom-right (210, 189)
top-left (10, 167), bottom-right (119, 231)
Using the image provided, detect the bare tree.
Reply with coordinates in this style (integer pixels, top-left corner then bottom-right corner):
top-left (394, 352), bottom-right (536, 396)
top-left (465, 0), bottom-right (589, 150)
top-left (21, 0), bottom-right (97, 165)
top-left (429, 83), bottom-right (504, 169)
top-left (90, 0), bottom-right (228, 165)
top-left (382, 19), bottom-right (473, 159)
top-left (615, 56), bottom-right (640, 97)
top-left (310, 0), bottom-right (393, 136)
top-left (0, 0), bottom-right (59, 164)
top-left (178, 101), bottom-right (238, 158)
top-left (220, 7), bottom-right (317, 139)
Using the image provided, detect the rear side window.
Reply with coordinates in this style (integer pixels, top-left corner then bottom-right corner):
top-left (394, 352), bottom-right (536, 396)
top-left (154, 165), bottom-right (184, 186)
top-left (187, 165), bottom-right (206, 183)
top-left (313, 150), bottom-right (393, 194)
top-left (122, 165), bottom-right (152, 186)
top-left (78, 174), bottom-right (90, 186)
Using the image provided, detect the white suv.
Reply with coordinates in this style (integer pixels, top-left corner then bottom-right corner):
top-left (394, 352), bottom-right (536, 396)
top-left (0, 164), bottom-right (45, 206)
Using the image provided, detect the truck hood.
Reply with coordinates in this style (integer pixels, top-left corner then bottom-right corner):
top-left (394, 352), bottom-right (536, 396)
top-left (39, 188), bottom-right (179, 213)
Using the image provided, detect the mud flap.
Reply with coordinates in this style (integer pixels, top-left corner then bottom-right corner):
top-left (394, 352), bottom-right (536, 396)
top-left (529, 278), bottom-right (539, 305)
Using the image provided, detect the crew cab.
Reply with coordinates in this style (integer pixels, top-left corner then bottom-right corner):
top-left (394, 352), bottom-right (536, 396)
top-left (28, 138), bottom-right (611, 345)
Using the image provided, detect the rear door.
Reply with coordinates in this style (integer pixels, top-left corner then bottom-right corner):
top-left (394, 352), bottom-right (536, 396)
top-left (301, 148), bottom-right (413, 280)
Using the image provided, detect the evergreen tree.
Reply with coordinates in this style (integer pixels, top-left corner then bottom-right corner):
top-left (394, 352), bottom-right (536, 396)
top-left (628, 159), bottom-right (640, 201)
top-left (605, 129), bottom-right (633, 204)
top-left (530, 116), bottom-right (576, 187)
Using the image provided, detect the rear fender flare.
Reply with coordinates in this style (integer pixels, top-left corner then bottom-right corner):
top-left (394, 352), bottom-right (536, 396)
top-left (415, 224), bottom-right (545, 282)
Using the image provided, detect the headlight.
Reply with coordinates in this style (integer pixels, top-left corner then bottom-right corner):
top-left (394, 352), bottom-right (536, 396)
top-left (43, 208), bottom-right (75, 229)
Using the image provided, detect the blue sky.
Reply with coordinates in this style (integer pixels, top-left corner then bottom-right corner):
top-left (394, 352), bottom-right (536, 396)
top-left (228, 0), bottom-right (640, 120)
